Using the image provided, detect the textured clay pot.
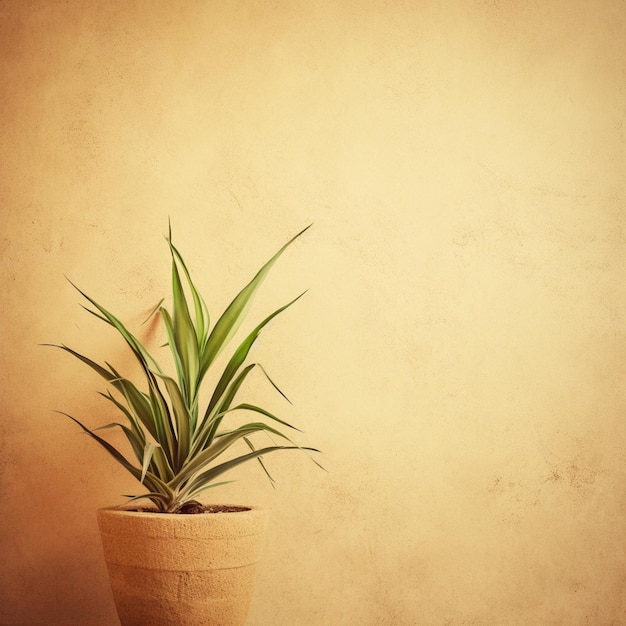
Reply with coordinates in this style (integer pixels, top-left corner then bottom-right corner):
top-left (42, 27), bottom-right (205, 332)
top-left (97, 506), bottom-right (268, 626)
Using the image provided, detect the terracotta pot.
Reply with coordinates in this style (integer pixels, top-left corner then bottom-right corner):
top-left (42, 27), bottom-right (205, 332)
top-left (97, 506), bottom-right (268, 626)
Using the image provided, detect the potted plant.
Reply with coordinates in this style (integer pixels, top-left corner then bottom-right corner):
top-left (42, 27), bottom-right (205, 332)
top-left (48, 224), bottom-right (317, 626)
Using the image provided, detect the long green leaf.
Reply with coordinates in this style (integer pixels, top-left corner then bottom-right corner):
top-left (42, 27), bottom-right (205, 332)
top-left (141, 443), bottom-right (158, 484)
top-left (62, 281), bottom-right (177, 466)
top-left (98, 390), bottom-right (146, 447)
top-left (67, 279), bottom-right (163, 374)
top-left (198, 224), bottom-right (311, 379)
top-left (44, 344), bottom-right (116, 383)
top-left (107, 372), bottom-right (156, 439)
top-left (180, 445), bottom-right (320, 500)
top-left (155, 373), bottom-right (191, 471)
top-left (206, 291), bottom-right (305, 420)
top-left (48, 345), bottom-right (171, 469)
top-left (91, 420), bottom-right (145, 465)
top-left (193, 292), bottom-right (306, 452)
top-left (243, 435), bottom-right (276, 488)
top-left (169, 248), bottom-right (200, 405)
top-left (146, 380), bottom-right (177, 469)
top-left (148, 445), bottom-right (176, 484)
top-left (159, 308), bottom-right (186, 398)
top-left (257, 363), bottom-right (292, 404)
top-left (57, 411), bottom-right (142, 481)
top-left (182, 481), bottom-right (236, 503)
top-left (59, 410), bottom-right (176, 494)
top-left (141, 299), bottom-right (165, 326)
top-left (167, 228), bottom-right (210, 351)
top-left (190, 363), bottom-right (255, 454)
top-left (170, 422), bottom-right (289, 491)
top-left (106, 362), bottom-right (176, 472)
top-left (219, 403), bottom-right (299, 432)
top-left (120, 492), bottom-right (171, 511)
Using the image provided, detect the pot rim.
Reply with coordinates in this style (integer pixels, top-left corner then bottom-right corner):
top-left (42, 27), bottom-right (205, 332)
top-left (98, 504), bottom-right (266, 519)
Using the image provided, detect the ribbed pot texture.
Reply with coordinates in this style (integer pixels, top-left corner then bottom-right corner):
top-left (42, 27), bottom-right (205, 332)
top-left (97, 506), bottom-right (268, 626)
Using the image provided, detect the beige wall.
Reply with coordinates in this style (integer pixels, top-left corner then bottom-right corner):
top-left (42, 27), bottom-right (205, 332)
top-left (1, 1), bottom-right (625, 624)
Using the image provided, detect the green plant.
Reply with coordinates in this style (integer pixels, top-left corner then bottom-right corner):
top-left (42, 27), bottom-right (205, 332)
top-left (49, 225), bottom-right (316, 513)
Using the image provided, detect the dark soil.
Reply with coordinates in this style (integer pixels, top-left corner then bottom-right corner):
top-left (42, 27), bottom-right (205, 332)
top-left (132, 502), bottom-right (251, 515)
top-left (183, 503), bottom-right (251, 515)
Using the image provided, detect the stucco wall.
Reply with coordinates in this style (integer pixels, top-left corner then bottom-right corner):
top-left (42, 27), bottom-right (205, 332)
top-left (1, 1), bottom-right (624, 624)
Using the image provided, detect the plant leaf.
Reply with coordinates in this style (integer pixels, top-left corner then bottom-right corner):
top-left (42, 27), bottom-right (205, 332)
top-left (170, 422), bottom-right (289, 491)
top-left (155, 373), bottom-right (191, 471)
top-left (219, 403), bottom-right (299, 432)
top-left (56, 410), bottom-right (142, 481)
top-left (168, 247), bottom-right (200, 405)
top-left (91, 419), bottom-right (145, 465)
top-left (98, 390), bottom-right (146, 446)
top-left (120, 492), bottom-right (171, 511)
top-left (141, 298), bottom-right (165, 326)
top-left (194, 291), bottom-right (306, 451)
top-left (190, 363), bottom-right (255, 454)
top-left (43, 344), bottom-right (116, 383)
top-left (141, 443), bottom-right (158, 484)
top-left (243, 435), bottom-right (276, 488)
top-left (180, 445), bottom-right (320, 500)
top-left (183, 481), bottom-right (236, 502)
top-left (257, 363), bottom-right (292, 404)
top-left (198, 224), bottom-right (311, 379)
top-left (66, 279), bottom-right (163, 374)
top-left (167, 229), bottom-right (210, 351)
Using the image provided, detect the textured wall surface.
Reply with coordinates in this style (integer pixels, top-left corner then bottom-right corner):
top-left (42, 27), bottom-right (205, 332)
top-left (1, 1), bottom-right (625, 624)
